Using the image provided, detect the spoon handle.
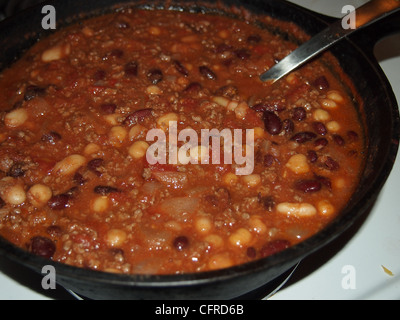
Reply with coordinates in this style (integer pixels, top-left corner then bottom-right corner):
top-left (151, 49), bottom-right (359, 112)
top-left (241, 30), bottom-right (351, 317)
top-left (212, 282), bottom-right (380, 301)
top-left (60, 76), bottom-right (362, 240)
top-left (259, 0), bottom-right (400, 83)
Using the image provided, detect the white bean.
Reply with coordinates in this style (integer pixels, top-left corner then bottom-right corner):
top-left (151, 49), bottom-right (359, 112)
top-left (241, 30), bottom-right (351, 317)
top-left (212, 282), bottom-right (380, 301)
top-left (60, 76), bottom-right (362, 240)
top-left (53, 154), bottom-right (86, 176)
top-left (276, 202), bottom-right (317, 217)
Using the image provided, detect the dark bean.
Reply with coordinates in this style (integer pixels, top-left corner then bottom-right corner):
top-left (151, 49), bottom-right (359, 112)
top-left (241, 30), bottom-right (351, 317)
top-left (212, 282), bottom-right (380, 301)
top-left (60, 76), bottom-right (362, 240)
top-left (215, 43), bottom-right (233, 54)
top-left (313, 76), bottom-right (330, 90)
top-left (46, 225), bottom-right (63, 238)
top-left (173, 236), bottom-right (189, 251)
top-left (260, 239), bottom-right (291, 258)
top-left (147, 69), bottom-right (163, 85)
top-left (100, 103), bottom-right (117, 114)
top-left (73, 172), bottom-right (86, 186)
top-left (24, 85), bottom-right (46, 101)
top-left (314, 137), bottom-right (328, 149)
top-left (124, 61), bottom-right (138, 77)
top-left (183, 82), bottom-right (202, 93)
top-left (333, 134), bottom-right (345, 146)
top-left (264, 154), bottom-right (274, 167)
top-left (292, 107), bottom-right (307, 121)
top-left (307, 150), bottom-right (318, 163)
top-left (87, 158), bottom-right (103, 177)
top-left (94, 185), bottom-right (119, 195)
top-left (93, 69), bottom-right (106, 81)
top-left (290, 131), bottom-right (317, 143)
top-left (247, 34), bottom-right (261, 44)
top-left (7, 162), bottom-right (25, 178)
top-left (246, 247), bottom-right (257, 259)
top-left (173, 60), bottom-right (189, 76)
top-left (294, 179), bottom-right (322, 193)
top-left (41, 131), bottom-right (62, 144)
top-left (263, 111), bottom-right (282, 135)
top-left (109, 49), bottom-right (124, 59)
top-left (63, 187), bottom-right (78, 198)
top-left (29, 236), bottom-right (56, 259)
top-left (324, 156), bottom-right (340, 171)
top-left (314, 174), bottom-right (332, 190)
top-left (199, 66), bottom-right (217, 80)
top-left (312, 122), bottom-right (327, 135)
top-left (123, 108), bottom-right (153, 126)
top-left (251, 100), bottom-right (286, 113)
top-left (259, 195), bottom-right (275, 211)
top-left (234, 49), bottom-right (251, 60)
top-left (48, 194), bottom-right (70, 210)
top-left (283, 119), bottom-right (294, 135)
top-left (347, 130), bottom-right (359, 142)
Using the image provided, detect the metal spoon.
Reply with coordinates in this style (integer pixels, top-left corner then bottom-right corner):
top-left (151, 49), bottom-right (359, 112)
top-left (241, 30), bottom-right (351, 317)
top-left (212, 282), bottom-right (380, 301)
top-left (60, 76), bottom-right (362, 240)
top-left (259, 0), bottom-right (400, 83)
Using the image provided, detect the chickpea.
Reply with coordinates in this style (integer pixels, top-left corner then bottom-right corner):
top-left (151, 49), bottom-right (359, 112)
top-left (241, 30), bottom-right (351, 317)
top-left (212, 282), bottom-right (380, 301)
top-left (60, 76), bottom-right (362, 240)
top-left (229, 228), bottom-right (252, 247)
top-left (128, 124), bottom-right (147, 141)
top-left (108, 126), bottom-right (127, 146)
top-left (326, 121), bottom-right (341, 132)
top-left (241, 174), bottom-right (261, 188)
top-left (208, 253), bottom-right (233, 270)
top-left (84, 143), bottom-right (101, 155)
top-left (285, 154), bottom-right (310, 174)
top-left (276, 202), bottom-right (317, 217)
top-left (327, 90), bottom-right (344, 103)
top-left (157, 112), bottom-right (179, 131)
top-left (249, 216), bottom-right (267, 234)
top-left (195, 216), bottom-right (213, 234)
top-left (41, 43), bottom-right (71, 62)
top-left (53, 154), bottom-right (86, 176)
top-left (2, 183), bottom-right (26, 205)
top-left (319, 98), bottom-right (337, 109)
top-left (234, 101), bottom-right (248, 120)
top-left (146, 85), bottom-right (162, 95)
top-left (91, 196), bottom-right (110, 213)
top-left (128, 141), bottom-right (149, 159)
top-left (313, 108), bottom-right (330, 122)
top-left (212, 96), bottom-right (229, 107)
top-left (4, 108), bottom-right (28, 128)
top-left (204, 234), bottom-right (224, 249)
top-left (27, 184), bottom-right (52, 207)
top-left (317, 200), bottom-right (335, 216)
top-left (105, 229), bottom-right (127, 247)
top-left (222, 172), bottom-right (238, 187)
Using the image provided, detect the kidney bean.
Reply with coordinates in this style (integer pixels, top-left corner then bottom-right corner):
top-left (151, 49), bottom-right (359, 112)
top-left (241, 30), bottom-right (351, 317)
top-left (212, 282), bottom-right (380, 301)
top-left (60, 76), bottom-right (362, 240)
top-left (314, 174), bottom-right (332, 190)
top-left (41, 131), bottom-right (62, 144)
top-left (183, 82), bottom-right (202, 93)
top-left (263, 111), bottom-right (282, 135)
top-left (109, 49), bottom-right (124, 59)
top-left (312, 122), bottom-right (327, 135)
top-left (324, 156), bottom-right (340, 170)
top-left (123, 108), bottom-right (153, 126)
top-left (283, 119), bottom-right (294, 135)
top-left (247, 34), bottom-right (261, 44)
top-left (260, 239), bottom-right (291, 258)
top-left (7, 162), bottom-right (26, 178)
top-left (100, 103), bottom-right (117, 114)
top-left (93, 69), bottom-right (106, 81)
top-left (333, 134), bottom-right (345, 146)
top-left (259, 195), bottom-right (275, 211)
top-left (292, 107), bottom-right (306, 121)
top-left (215, 43), bottom-right (233, 54)
top-left (234, 48), bottom-right (251, 60)
top-left (94, 185), bottom-right (120, 195)
top-left (46, 225), bottom-right (63, 238)
top-left (307, 150), bottom-right (318, 163)
top-left (199, 66), bottom-right (217, 80)
top-left (290, 131), bottom-right (317, 143)
top-left (173, 60), bottom-right (189, 76)
top-left (124, 61), bottom-right (138, 77)
top-left (347, 130), bottom-right (359, 142)
top-left (24, 85), bottom-right (46, 101)
top-left (87, 158), bottom-right (103, 176)
top-left (314, 137), bottom-right (328, 149)
top-left (251, 99), bottom-right (286, 113)
top-left (147, 69), bottom-right (163, 84)
top-left (264, 154), bottom-right (274, 167)
top-left (48, 194), bottom-right (71, 210)
top-left (313, 75), bottom-right (330, 90)
top-left (246, 246), bottom-right (257, 259)
top-left (215, 85), bottom-right (238, 98)
top-left (29, 236), bottom-right (56, 259)
top-left (294, 179), bottom-right (322, 193)
top-left (173, 236), bottom-right (189, 251)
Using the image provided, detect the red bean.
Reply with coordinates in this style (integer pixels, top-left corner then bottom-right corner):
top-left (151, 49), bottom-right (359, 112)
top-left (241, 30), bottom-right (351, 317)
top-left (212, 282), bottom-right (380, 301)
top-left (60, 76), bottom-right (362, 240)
top-left (260, 239), bottom-right (291, 258)
top-left (73, 172), bottom-right (86, 186)
top-left (173, 60), bottom-right (189, 76)
top-left (283, 119), bottom-right (294, 135)
top-left (7, 162), bottom-right (26, 178)
top-left (46, 225), bottom-right (63, 238)
top-left (290, 131), bottom-right (317, 143)
top-left (215, 43), bottom-right (233, 54)
top-left (124, 61), bottom-right (138, 77)
top-left (147, 69), bottom-right (163, 84)
top-left (199, 66), bottom-right (217, 80)
top-left (347, 130), bottom-right (359, 142)
top-left (29, 236), bottom-right (56, 259)
top-left (234, 48), bottom-right (251, 60)
top-left (313, 76), bottom-right (330, 90)
top-left (87, 158), bottom-right (103, 176)
top-left (24, 85), bottom-right (46, 101)
top-left (333, 134), bottom-right (345, 146)
top-left (324, 156), bottom-right (340, 170)
top-left (259, 195), bottom-right (275, 211)
top-left (246, 247), bottom-right (257, 259)
top-left (41, 131), bottom-right (62, 144)
top-left (292, 107), bottom-right (306, 121)
top-left (183, 82), bottom-right (202, 93)
top-left (247, 34), bottom-right (261, 44)
top-left (48, 194), bottom-right (71, 210)
top-left (100, 103), bottom-right (117, 114)
top-left (312, 122), bottom-right (327, 135)
top-left (314, 137), bottom-right (328, 149)
top-left (173, 236), bottom-right (189, 251)
top-left (294, 179), bottom-right (322, 193)
top-left (123, 108), bottom-right (153, 126)
top-left (251, 100), bottom-right (286, 113)
top-left (307, 150), bottom-right (318, 163)
top-left (93, 69), bottom-right (106, 81)
top-left (215, 85), bottom-right (238, 98)
top-left (263, 111), bottom-right (282, 135)
top-left (314, 174), bottom-right (332, 190)
top-left (93, 185), bottom-right (120, 195)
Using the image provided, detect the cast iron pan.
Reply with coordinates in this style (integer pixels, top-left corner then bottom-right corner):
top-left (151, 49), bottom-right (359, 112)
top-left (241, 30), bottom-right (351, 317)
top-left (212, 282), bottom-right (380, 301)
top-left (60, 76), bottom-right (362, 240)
top-left (0, 0), bottom-right (399, 300)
